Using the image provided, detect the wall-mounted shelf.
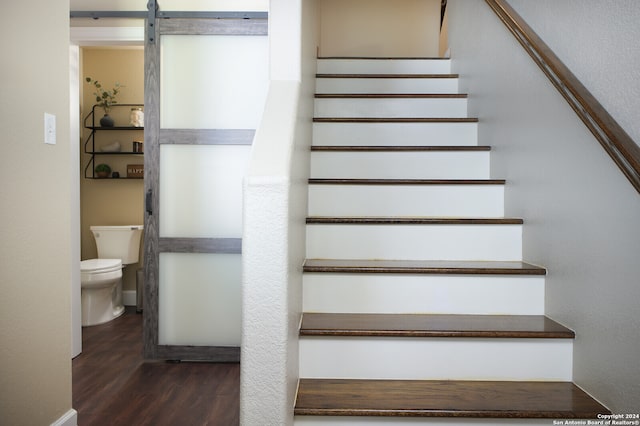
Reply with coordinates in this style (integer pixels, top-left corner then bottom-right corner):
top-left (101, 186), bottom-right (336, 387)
top-left (83, 104), bottom-right (144, 179)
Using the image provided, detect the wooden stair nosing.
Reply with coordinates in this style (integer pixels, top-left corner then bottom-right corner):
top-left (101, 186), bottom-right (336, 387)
top-left (310, 145), bottom-right (491, 152)
top-left (295, 379), bottom-right (611, 418)
top-left (313, 117), bottom-right (478, 123)
top-left (315, 93), bottom-right (468, 99)
top-left (317, 56), bottom-right (450, 60)
top-left (306, 217), bottom-right (522, 225)
top-left (309, 178), bottom-right (505, 185)
top-left (303, 259), bottom-right (547, 275)
top-left (299, 313), bottom-right (574, 339)
top-left (316, 73), bottom-right (459, 79)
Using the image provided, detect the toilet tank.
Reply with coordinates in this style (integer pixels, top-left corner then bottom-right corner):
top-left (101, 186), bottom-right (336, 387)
top-left (90, 225), bottom-right (144, 265)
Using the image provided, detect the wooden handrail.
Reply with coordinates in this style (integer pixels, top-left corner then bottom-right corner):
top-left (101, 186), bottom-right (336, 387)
top-left (485, 0), bottom-right (640, 194)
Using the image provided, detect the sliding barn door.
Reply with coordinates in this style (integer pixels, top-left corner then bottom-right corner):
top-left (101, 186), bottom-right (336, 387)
top-left (143, 12), bottom-right (268, 360)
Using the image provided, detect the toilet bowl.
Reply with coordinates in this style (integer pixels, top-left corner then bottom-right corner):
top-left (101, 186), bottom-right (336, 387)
top-left (81, 258), bottom-right (124, 326)
top-left (80, 224), bottom-right (143, 327)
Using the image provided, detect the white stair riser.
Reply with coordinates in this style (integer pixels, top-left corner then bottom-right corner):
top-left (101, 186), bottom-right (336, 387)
top-left (313, 122), bottom-right (478, 146)
top-left (302, 274), bottom-right (545, 315)
top-left (299, 338), bottom-right (573, 381)
top-left (308, 185), bottom-right (504, 218)
top-left (310, 151), bottom-right (490, 180)
top-left (315, 98), bottom-right (468, 118)
top-left (317, 59), bottom-right (451, 74)
top-left (306, 224), bottom-right (523, 261)
top-left (295, 416), bottom-right (554, 425)
top-left (316, 77), bottom-right (459, 94)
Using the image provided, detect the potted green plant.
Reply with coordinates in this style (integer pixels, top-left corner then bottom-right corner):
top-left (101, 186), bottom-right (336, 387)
top-left (95, 163), bottom-right (112, 178)
top-left (85, 77), bottom-right (123, 127)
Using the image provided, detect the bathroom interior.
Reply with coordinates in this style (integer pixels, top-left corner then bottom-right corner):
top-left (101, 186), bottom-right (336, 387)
top-left (79, 46), bottom-right (145, 327)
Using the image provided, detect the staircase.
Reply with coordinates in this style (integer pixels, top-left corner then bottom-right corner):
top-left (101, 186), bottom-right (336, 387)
top-left (294, 57), bottom-right (610, 424)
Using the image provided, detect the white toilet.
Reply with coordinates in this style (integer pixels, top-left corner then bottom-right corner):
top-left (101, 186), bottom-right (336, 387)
top-left (81, 225), bottom-right (144, 326)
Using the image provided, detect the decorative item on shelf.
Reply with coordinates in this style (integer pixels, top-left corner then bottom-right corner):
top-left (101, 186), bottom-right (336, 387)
top-left (99, 114), bottom-right (115, 127)
top-left (127, 164), bottom-right (144, 178)
top-left (133, 141), bottom-right (144, 153)
top-left (85, 77), bottom-right (124, 127)
top-left (95, 163), bottom-right (111, 178)
top-left (100, 141), bottom-right (122, 152)
top-left (112, 172), bottom-right (120, 178)
top-left (130, 107), bottom-right (144, 127)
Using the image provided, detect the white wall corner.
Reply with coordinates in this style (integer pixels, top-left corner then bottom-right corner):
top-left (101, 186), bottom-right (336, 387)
top-left (50, 409), bottom-right (77, 426)
top-left (241, 179), bottom-right (293, 425)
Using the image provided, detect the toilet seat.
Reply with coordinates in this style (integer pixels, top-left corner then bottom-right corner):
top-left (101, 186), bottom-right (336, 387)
top-left (81, 258), bottom-right (122, 273)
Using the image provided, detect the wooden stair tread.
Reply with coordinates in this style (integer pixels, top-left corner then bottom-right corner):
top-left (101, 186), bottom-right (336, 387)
top-left (295, 379), bottom-right (610, 418)
top-left (316, 73), bottom-right (459, 79)
top-left (315, 93), bottom-right (467, 99)
top-left (311, 145), bottom-right (491, 151)
top-left (303, 259), bottom-right (546, 275)
top-left (309, 178), bottom-right (505, 185)
top-left (306, 217), bottom-right (522, 225)
top-left (300, 313), bottom-right (574, 338)
top-left (318, 56), bottom-right (449, 60)
top-left (314, 117), bottom-right (478, 123)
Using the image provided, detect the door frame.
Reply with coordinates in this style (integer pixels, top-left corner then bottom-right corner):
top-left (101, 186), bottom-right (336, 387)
top-left (69, 25), bottom-right (146, 359)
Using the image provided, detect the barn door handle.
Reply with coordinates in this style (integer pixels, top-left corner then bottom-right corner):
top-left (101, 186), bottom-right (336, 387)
top-left (146, 189), bottom-right (153, 215)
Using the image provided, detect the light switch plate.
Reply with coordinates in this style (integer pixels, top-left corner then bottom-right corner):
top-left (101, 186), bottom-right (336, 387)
top-left (44, 112), bottom-right (56, 145)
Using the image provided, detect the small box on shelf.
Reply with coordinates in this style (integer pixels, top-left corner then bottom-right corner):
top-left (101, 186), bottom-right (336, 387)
top-left (127, 164), bottom-right (144, 178)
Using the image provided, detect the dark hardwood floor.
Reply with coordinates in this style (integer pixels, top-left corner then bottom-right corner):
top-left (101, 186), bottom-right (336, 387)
top-left (73, 307), bottom-right (239, 425)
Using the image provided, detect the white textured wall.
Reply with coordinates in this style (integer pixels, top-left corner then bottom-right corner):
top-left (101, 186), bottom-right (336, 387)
top-left (241, 1), bottom-right (318, 425)
top-left (0, 1), bottom-right (74, 424)
top-left (507, 0), bottom-right (640, 147)
top-left (447, 0), bottom-right (640, 412)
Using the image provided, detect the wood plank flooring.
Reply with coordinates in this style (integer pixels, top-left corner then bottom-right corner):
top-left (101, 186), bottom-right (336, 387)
top-left (72, 307), bottom-right (239, 425)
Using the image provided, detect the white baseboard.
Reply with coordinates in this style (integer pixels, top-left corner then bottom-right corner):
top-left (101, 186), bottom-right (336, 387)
top-left (50, 409), bottom-right (77, 426)
top-left (123, 290), bottom-right (137, 306)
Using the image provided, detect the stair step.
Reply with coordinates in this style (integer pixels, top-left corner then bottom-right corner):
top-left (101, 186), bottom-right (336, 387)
top-left (314, 97), bottom-right (468, 118)
top-left (303, 260), bottom-right (546, 316)
top-left (303, 259), bottom-right (545, 275)
top-left (317, 58), bottom-right (451, 74)
top-left (299, 314), bottom-right (573, 379)
top-left (303, 262), bottom-right (546, 315)
top-left (310, 145), bottom-right (490, 151)
top-left (306, 217), bottom-right (522, 225)
top-left (295, 379), bottom-right (610, 418)
top-left (313, 119), bottom-right (478, 147)
top-left (309, 183), bottom-right (504, 220)
top-left (316, 73), bottom-right (459, 78)
top-left (309, 178), bottom-right (504, 185)
top-left (300, 313), bottom-right (573, 338)
top-left (310, 147), bottom-right (490, 180)
top-left (316, 75), bottom-right (459, 94)
top-left (315, 93), bottom-right (467, 98)
top-left (299, 337), bottom-right (571, 380)
top-left (313, 117), bottom-right (477, 123)
top-left (306, 218), bottom-right (522, 261)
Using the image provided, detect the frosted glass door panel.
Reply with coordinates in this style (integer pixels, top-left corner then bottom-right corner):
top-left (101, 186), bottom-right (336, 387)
top-left (159, 253), bottom-right (242, 346)
top-left (159, 144), bottom-right (251, 238)
top-left (160, 35), bottom-right (269, 129)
